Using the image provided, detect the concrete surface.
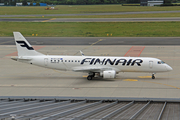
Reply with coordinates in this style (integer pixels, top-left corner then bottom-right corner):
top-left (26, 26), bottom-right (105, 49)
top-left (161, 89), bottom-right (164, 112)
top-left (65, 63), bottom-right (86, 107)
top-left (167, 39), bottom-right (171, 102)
top-left (0, 11), bottom-right (180, 17)
top-left (1, 17), bottom-right (180, 22)
top-left (0, 44), bottom-right (179, 98)
top-left (1, 37), bottom-right (180, 45)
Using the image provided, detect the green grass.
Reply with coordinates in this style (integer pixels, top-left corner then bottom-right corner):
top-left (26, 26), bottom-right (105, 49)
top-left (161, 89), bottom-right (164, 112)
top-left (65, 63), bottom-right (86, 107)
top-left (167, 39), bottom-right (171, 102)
top-left (1, 5), bottom-right (180, 15)
top-left (11, 12), bottom-right (180, 18)
top-left (1, 22), bottom-right (180, 37)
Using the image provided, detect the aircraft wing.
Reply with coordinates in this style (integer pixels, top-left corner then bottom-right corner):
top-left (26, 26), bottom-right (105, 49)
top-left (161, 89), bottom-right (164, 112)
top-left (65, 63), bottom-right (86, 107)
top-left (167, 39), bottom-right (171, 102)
top-left (72, 66), bottom-right (117, 72)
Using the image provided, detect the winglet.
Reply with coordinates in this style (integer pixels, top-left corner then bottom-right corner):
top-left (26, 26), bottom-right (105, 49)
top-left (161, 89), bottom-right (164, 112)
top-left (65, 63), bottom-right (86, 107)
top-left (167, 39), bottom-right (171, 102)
top-left (80, 50), bottom-right (84, 56)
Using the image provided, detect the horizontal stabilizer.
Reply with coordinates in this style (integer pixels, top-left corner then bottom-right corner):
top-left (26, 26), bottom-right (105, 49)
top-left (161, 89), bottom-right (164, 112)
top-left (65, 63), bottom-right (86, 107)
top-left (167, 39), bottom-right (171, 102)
top-left (11, 56), bottom-right (32, 61)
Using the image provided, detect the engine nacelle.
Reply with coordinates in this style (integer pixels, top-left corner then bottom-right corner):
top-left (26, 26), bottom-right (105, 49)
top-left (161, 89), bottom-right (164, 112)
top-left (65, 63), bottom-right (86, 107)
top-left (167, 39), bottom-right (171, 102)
top-left (103, 70), bottom-right (116, 79)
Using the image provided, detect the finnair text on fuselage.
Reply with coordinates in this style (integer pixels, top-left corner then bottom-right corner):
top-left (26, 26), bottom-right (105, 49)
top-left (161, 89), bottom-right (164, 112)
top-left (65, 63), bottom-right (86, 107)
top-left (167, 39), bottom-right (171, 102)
top-left (80, 58), bottom-right (143, 66)
top-left (50, 57), bottom-right (143, 66)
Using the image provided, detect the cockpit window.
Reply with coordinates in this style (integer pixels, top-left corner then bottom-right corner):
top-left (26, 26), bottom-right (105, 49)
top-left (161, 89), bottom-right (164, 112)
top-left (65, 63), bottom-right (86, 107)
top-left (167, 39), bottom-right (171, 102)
top-left (157, 61), bottom-right (165, 64)
top-left (161, 61), bottom-right (165, 64)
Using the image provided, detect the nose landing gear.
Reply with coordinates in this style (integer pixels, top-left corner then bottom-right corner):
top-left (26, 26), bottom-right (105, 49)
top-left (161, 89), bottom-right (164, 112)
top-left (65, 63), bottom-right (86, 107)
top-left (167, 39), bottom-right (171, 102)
top-left (152, 73), bottom-right (155, 79)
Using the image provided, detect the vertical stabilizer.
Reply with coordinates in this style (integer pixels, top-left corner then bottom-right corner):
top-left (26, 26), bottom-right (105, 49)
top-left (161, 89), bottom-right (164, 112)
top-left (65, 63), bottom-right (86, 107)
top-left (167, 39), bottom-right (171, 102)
top-left (13, 32), bottom-right (44, 56)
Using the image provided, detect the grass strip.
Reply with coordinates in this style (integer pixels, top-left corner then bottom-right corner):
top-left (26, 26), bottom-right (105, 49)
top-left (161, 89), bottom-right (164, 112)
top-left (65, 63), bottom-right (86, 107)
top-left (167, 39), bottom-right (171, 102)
top-left (1, 5), bottom-right (180, 15)
top-left (0, 22), bottom-right (180, 37)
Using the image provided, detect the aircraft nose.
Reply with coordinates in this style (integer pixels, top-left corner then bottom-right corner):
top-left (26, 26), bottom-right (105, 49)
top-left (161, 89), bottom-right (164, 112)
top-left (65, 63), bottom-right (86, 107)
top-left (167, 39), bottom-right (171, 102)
top-left (166, 65), bottom-right (173, 71)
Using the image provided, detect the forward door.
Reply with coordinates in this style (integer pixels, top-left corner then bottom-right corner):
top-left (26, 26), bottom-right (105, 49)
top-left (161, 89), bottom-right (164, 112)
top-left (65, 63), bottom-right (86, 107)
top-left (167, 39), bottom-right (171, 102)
top-left (149, 61), bottom-right (153, 69)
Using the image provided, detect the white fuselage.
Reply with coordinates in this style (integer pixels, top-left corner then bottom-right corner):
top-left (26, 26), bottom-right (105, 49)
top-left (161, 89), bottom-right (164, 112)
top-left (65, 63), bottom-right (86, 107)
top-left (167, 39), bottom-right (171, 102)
top-left (19, 55), bottom-right (172, 73)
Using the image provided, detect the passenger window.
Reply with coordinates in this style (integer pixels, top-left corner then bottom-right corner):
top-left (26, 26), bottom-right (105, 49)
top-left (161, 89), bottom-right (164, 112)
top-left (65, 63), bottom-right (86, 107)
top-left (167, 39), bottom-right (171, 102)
top-left (65, 60), bottom-right (67, 62)
top-left (69, 60), bottom-right (70, 62)
top-left (75, 60), bottom-right (77, 62)
top-left (72, 60), bottom-right (73, 62)
top-left (78, 60), bottom-right (80, 62)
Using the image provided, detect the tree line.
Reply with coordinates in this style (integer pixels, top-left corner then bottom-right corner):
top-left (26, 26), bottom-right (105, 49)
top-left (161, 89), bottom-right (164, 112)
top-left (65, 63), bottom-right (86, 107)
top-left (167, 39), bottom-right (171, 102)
top-left (0, 0), bottom-right (177, 5)
top-left (1, 0), bottom-right (141, 5)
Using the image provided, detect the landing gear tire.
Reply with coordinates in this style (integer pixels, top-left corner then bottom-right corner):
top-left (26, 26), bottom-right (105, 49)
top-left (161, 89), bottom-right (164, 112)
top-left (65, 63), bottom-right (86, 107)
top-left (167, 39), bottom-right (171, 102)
top-left (152, 74), bottom-right (155, 79)
top-left (87, 72), bottom-right (95, 80)
top-left (87, 75), bottom-right (93, 80)
top-left (92, 72), bottom-right (95, 77)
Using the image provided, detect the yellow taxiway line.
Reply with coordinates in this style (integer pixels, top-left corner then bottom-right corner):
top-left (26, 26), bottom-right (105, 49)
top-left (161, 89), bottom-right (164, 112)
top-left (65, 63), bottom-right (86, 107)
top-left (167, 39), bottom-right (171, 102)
top-left (42, 18), bottom-right (56, 22)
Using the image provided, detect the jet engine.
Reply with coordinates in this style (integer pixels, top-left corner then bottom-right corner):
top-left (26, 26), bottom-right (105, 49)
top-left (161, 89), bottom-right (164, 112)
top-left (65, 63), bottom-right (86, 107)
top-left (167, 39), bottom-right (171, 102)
top-left (103, 70), bottom-right (116, 79)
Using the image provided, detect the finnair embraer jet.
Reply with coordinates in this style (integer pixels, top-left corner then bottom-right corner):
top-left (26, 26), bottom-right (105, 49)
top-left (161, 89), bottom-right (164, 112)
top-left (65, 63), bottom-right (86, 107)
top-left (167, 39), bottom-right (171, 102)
top-left (12, 32), bottom-right (173, 80)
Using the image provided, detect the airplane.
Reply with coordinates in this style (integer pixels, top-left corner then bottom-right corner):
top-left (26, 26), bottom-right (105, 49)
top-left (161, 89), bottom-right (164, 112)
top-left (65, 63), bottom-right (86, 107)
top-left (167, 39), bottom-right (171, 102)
top-left (11, 32), bottom-right (173, 80)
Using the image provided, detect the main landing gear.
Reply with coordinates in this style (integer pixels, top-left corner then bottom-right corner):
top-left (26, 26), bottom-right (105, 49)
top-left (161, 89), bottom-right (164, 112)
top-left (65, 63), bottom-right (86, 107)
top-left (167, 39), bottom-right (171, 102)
top-left (87, 72), bottom-right (95, 80)
top-left (152, 73), bottom-right (155, 79)
top-left (87, 75), bottom-right (93, 80)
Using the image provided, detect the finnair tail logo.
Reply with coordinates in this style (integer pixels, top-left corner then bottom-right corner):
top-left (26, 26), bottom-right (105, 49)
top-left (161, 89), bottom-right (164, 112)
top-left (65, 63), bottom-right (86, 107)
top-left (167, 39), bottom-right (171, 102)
top-left (16, 41), bottom-right (34, 50)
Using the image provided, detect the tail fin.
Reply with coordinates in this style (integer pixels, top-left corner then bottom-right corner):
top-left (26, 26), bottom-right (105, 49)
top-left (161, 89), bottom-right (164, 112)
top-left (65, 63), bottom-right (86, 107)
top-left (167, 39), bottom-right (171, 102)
top-left (13, 32), bottom-right (44, 56)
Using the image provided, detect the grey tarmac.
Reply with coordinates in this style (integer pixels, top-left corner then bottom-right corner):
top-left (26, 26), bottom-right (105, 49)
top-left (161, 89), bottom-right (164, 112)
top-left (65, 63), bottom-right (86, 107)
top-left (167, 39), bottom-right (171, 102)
top-left (0, 37), bottom-right (180, 45)
top-left (50, 17), bottom-right (180, 22)
top-left (1, 17), bottom-right (180, 22)
top-left (0, 44), bottom-right (178, 98)
top-left (0, 10), bottom-right (180, 17)
top-left (0, 18), bottom-right (49, 22)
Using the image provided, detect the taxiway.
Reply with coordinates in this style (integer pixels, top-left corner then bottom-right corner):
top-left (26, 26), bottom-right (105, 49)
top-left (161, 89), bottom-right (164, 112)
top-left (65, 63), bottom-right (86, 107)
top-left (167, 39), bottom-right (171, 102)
top-left (0, 10), bottom-right (180, 17)
top-left (1, 17), bottom-right (180, 22)
top-left (0, 42), bottom-right (178, 98)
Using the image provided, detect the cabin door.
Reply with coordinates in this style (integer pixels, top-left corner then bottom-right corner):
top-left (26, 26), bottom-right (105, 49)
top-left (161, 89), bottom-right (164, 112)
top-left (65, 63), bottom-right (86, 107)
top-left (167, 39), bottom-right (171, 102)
top-left (44, 58), bottom-right (48, 66)
top-left (149, 61), bottom-right (153, 69)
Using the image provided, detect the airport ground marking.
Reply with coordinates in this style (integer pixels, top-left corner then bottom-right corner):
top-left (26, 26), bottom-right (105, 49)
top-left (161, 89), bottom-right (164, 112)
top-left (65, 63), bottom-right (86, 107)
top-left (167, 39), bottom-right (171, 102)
top-left (141, 80), bottom-right (180, 90)
top-left (123, 79), bottom-right (138, 81)
top-left (124, 46), bottom-right (145, 57)
top-left (90, 39), bottom-right (103, 46)
top-left (41, 19), bottom-right (51, 22)
top-left (49, 18), bottom-right (56, 21)
top-left (124, 46), bottom-right (133, 57)
top-left (138, 46), bottom-right (145, 57)
top-left (41, 18), bottom-right (56, 22)
top-left (73, 39), bottom-right (104, 55)
top-left (138, 76), bottom-right (152, 78)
